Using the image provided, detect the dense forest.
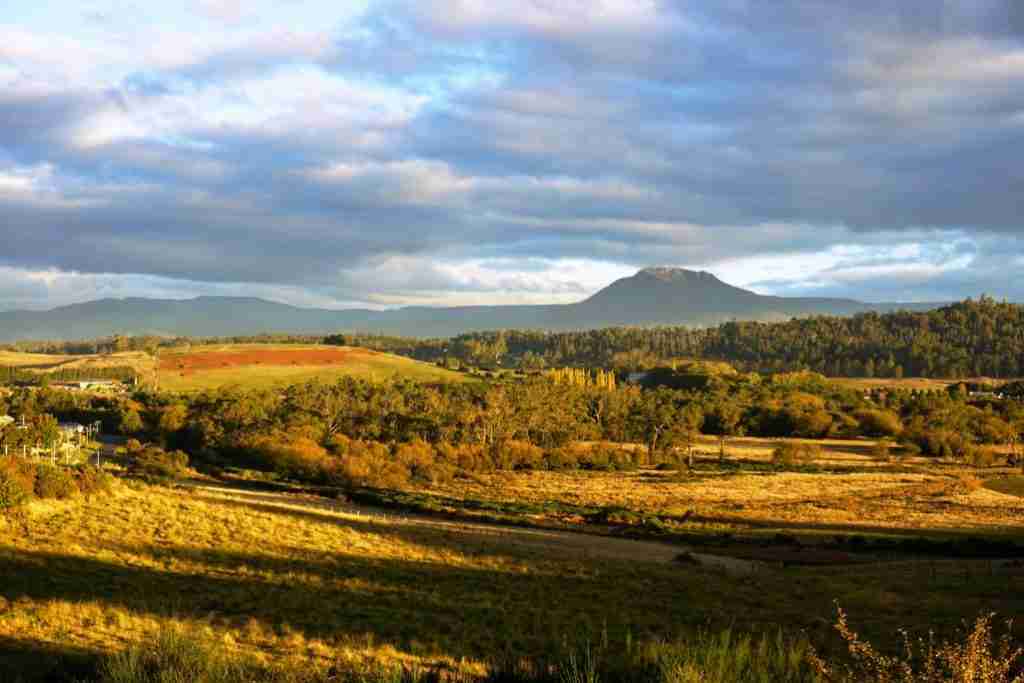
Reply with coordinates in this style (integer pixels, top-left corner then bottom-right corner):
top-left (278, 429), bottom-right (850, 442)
top-left (356, 298), bottom-right (1024, 378)
top-left (4, 298), bottom-right (1023, 379)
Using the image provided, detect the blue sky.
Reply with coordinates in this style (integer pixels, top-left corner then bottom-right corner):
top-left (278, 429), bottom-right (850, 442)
top-left (1, 0), bottom-right (1023, 310)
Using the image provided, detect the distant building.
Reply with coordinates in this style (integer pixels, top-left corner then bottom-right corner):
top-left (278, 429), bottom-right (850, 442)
top-left (52, 379), bottom-right (119, 391)
top-left (58, 422), bottom-right (85, 445)
top-left (59, 422), bottom-right (85, 434)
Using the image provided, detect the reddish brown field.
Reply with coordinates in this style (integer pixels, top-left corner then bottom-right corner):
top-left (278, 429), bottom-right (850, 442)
top-left (160, 346), bottom-right (372, 375)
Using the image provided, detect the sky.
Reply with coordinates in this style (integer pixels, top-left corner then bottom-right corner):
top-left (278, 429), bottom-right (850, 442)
top-left (1, 0), bottom-right (1023, 311)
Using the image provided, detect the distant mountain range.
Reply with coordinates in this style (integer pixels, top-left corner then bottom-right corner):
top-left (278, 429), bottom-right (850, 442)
top-left (0, 267), bottom-right (946, 341)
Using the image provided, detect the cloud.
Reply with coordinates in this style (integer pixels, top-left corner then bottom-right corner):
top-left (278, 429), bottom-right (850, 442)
top-left (0, 0), bottom-right (1022, 312)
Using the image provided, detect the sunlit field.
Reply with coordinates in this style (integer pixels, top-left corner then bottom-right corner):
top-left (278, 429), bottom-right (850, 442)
top-left (157, 345), bottom-right (469, 392)
top-left (1, 476), bottom-right (1021, 681)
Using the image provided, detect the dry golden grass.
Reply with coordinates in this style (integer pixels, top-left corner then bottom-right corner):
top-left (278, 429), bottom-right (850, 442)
top-left (425, 463), bottom-right (1024, 538)
top-left (1, 475), bottom-right (1022, 678)
top-left (0, 350), bottom-right (77, 367)
top-left (827, 377), bottom-right (1006, 392)
top-left (0, 350), bottom-right (155, 374)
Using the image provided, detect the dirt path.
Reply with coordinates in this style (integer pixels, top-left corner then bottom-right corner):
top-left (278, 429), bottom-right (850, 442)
top-left (186, 481), bottom-right (761, 574)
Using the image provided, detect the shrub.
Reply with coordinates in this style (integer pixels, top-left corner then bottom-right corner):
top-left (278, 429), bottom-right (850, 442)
top-left (73, 465), bottom-right (114, 496)
top-left (854, 409), bottom-right (903, 438)
top-left (0, 468), bottom-right (32, 510)
top-left (810, 607), bottom-right (1024, 683)
top-left (970, 446), bottom-right (1001, 468)
top-left (493, 440), bottom-right (545, 470)
top-left (129, 446), bottom-right (189, 482)
top-left (0, 458), bottom-right (35, 510)
top-left (34, 463), bottom-right (78, 499)
top-left (897, 440), bottom-right (922, 459)
top-left (332, 440), bottom-right (410, 489)
top-left (870, 440), bottom-right (892, 462)
top-left (544, 446), bottom-right (580, 471)
top-left (395, 439), bottom-right (443, 482)
top-left (250, 436), bottom-right (332, 483)
top-left (435, 441), bottom-right (486, 472)
top-left (772, 442), bottom-right (821, 466)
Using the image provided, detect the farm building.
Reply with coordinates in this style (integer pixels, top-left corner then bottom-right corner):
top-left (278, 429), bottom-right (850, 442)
top-left (59, 422), bottom-right (85, 436)
top-left (52, 379), bottom-right (120, 391)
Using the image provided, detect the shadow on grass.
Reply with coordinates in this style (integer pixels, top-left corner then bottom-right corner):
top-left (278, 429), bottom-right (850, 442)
top-left (187, 477), bottom-right (1024, 562)
top-left (0, 537), bottom-right (704, 667)
top-left (0, 634), bottom-right (99, 682)
top-left (3, 481), bottom-right (1023, 679)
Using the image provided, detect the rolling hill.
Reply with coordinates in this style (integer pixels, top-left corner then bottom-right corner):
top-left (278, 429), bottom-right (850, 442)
top-left (0, 267), bottom-right (943, 341)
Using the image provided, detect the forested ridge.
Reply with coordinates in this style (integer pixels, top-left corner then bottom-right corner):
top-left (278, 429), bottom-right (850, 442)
top-left (368, 297), bottom-right (1024, 378)
top-left (5, 297), bottom-right (1024, 379)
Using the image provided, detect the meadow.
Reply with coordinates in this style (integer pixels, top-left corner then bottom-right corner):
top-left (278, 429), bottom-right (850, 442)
top-left (1, 344), bottom-right (469, 392)
top-left (4, 347), bottom-right (1024, 680)
top-left (2, 469), bottom-right (1022, 681)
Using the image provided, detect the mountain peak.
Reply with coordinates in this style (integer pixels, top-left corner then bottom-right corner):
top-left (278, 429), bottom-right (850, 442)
top-left (635, 267), bottom-right (721, 283)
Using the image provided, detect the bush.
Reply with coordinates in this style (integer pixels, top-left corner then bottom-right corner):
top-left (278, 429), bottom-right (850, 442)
top-left (435, 441), bottom-right (486, 472)
top-left (970, 446), bottom-right (1001, 469)
top-left (544, 446), bottom-right (580, 471)
top-left (0, 468), bottom-right (32, 510)
top-left (493, 440), bottom-right (545, 470)
top-left (250, 436), bottom-right (332, 483)
top-left (854, 409), bottom-right (903, 438)
top-left (129, 446), bottom-right (189, 482)
top-left (34, 463), bottom-right (78, 499)
top-left (771, 442), bottom-right (821, 466)
top-left (897, 440), bottom-right (922, 459)
top-left (870, 440), bottom-right (892, 462)
top-left (0, 458), bottom-right (35, 510)
top-left (331, 440), bottom-right (410, 489)
top-left (811, 607), bottom-right (1024, 683)
top-left (73, 465), bottom-right (114, 496)
top-left (395, 439), bottom-right (445, 483)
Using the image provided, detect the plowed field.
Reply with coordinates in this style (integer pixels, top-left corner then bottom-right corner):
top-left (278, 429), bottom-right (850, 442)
top-left (156, 344), bottom-right (466, 391)
top-left (160, 346), bottom-right (367, 375)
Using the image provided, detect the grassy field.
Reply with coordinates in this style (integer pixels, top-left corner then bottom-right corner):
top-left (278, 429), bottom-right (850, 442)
top-left (0, 351), bottom-right (77, 367)
top-left (2, 476), bottom-right (1021, 680)
top-left (2, 345), bottom-right (468, 390)
top-left (410, 464), bottom-right (1024, 544)
top-left (985, 475), bottom-right (1024, 499)
top-left (157, 344), bottom-right (468, 391)
top-left (0, 350), bottom-right (155, 376)
top-left (827, 376), bottom-right (1006, 392)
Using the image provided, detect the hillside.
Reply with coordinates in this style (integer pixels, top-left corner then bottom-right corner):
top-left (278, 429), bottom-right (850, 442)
top-left (0, 267), bottom-right (943, 341)
top-left (156, 344), bottom-right (467, 391)
top-left (417, 297), bottom-right (1024, 378)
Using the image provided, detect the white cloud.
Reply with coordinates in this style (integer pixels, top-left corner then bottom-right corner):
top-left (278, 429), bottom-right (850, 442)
top-left (408, 0), bottom-right (682, 39)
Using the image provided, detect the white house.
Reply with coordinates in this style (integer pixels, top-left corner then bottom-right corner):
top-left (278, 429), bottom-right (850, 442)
top-left (52, 380), bottom-right (119, 391)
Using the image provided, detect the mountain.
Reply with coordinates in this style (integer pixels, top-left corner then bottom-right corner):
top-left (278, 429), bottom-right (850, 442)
top-left (0, 267), bottom-right (945, 341)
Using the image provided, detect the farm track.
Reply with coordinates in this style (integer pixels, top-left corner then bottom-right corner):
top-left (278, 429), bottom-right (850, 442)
top-left (184, 481), bottom-right (763, 574)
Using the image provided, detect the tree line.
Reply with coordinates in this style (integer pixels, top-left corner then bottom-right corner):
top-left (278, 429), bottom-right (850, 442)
top-left (7, 297), bottom-right (1023, 379)
top-left (0, 366), bottom-right (136, 387)
top-left (5, 366), bottom-right (1021, 489)
top-left (393, 298), bottom-right (1024, 378)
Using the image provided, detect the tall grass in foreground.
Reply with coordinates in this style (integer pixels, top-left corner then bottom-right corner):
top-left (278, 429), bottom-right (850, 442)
top-left (85, 611), bottom-right (1022, 683)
